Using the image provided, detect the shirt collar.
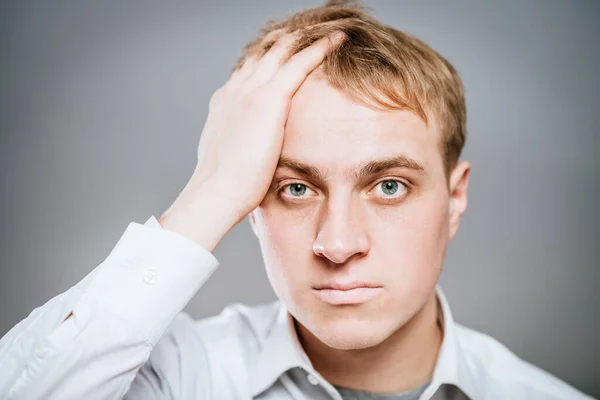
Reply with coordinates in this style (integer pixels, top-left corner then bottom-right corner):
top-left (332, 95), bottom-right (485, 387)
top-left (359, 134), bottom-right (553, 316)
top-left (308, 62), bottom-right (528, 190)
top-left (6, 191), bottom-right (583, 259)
top-left (251, 303), bottom-right (312, 396)
top-left (427, 285), bottom-right (483, 399)
top-left (250, 285), bottom-right (484, 399)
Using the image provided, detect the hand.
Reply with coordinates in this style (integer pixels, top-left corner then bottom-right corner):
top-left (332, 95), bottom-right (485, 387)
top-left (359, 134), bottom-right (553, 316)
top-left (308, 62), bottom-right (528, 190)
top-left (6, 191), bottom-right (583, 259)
top-left (159, 31), bottom-right (345, 251)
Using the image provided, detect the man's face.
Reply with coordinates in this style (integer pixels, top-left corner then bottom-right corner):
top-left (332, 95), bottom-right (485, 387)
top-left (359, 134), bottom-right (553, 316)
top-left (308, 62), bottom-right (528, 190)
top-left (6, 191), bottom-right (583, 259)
top-left (251, 75), bottom-right (461, 350)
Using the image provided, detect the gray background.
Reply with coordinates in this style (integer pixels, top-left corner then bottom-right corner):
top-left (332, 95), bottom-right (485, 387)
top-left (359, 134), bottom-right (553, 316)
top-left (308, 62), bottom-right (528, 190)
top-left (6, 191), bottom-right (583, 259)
top-left (1, 0), bottom-right (598, 396)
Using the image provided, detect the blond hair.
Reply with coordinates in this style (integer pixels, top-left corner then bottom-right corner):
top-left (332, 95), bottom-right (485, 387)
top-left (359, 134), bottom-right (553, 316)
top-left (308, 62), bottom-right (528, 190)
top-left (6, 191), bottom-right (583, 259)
top-left (236, 0), bottom-right (466, 177)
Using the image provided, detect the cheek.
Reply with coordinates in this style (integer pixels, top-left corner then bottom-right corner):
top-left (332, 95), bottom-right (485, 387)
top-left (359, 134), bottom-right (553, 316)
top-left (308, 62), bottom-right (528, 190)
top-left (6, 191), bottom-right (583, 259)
top-left (255, 203), bottom-right (319, 297)
top-left (258, 202), bottom-right (318, 256)
top-left (370, 191), bottom-right (449, 289)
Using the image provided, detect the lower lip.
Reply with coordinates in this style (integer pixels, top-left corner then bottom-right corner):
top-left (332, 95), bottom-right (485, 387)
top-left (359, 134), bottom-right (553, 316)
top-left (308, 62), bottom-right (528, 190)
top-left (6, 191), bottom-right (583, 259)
top-left (314, 287), bottom-right (383, 305)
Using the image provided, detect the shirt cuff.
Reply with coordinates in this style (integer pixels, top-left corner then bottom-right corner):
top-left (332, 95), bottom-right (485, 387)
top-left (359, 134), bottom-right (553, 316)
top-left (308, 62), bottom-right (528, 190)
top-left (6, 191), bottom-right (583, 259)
top-left (73, 216), bottom-right (219, 345)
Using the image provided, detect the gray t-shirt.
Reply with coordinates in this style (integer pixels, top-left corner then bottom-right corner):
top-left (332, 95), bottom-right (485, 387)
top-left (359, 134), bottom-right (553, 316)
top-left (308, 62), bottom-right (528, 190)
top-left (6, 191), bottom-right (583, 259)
top-left (334, 381), bottom-right (430, 400)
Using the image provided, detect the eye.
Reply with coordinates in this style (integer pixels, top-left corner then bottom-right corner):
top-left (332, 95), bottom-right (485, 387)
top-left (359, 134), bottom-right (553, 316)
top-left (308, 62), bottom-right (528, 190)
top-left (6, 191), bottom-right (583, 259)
top-left (281, 183), bottom-right (316, 198)
top-left (372, 180), bottom-right (407, 198)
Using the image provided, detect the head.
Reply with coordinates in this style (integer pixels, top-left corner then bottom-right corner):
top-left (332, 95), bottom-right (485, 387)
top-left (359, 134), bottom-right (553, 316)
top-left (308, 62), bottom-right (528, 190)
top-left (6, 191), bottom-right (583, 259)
top-left (246, 0), bottom-right (470, 350)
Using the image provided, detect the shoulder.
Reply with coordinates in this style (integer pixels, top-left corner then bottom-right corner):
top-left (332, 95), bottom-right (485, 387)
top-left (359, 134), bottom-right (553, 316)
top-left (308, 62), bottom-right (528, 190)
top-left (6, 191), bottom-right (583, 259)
top-left (454, 323), bottom-right (593, 399)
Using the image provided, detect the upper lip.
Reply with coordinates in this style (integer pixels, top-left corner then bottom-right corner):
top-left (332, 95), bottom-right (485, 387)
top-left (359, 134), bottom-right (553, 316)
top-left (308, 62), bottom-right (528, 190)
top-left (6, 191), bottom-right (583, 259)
top-left (313, 281), bottom-right (382, 291)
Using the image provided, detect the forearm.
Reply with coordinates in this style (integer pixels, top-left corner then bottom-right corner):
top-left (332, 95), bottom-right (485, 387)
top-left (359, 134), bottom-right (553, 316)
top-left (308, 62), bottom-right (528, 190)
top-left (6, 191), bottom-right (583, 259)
top-left (0, 217), bottom-right (219, 399)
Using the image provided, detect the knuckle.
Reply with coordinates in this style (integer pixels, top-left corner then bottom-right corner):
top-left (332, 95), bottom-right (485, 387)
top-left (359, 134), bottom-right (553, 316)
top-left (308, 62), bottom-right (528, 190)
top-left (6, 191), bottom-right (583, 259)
top-left (209, 86), bottom-right (227, 107)
top-left (221, 81), bottom-right (235, 96)
top-left (209, 88), bottom-right (222, 103)
top-left (242, 88), bottom-right (271, 109)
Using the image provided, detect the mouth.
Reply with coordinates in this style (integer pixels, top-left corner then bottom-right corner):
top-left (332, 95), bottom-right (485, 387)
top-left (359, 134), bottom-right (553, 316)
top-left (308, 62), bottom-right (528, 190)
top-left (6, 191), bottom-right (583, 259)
top-left (312, 282), bottom-right (383, 305)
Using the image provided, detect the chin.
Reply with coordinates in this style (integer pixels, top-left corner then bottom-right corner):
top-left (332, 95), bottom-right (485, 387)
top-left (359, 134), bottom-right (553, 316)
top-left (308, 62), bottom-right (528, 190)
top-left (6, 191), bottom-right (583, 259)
top-left (307, 312), bottom-right (396, 350)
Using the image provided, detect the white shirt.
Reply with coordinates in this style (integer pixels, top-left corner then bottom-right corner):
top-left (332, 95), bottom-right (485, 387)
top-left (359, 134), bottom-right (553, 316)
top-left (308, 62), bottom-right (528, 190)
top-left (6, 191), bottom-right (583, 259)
top-left (0, 217), bottom-right (593, 400)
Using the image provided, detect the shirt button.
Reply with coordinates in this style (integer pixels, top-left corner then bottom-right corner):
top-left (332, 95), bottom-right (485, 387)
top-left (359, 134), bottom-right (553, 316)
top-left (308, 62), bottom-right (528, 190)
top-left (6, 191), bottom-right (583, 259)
top-left (143, 269), bottom-right (157, 285)
top-left (307, 374), bottom-right (319, 386)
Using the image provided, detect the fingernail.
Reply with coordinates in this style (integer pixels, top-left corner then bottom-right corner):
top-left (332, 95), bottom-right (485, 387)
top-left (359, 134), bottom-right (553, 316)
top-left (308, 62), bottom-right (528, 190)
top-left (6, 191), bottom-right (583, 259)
top-left (333, 31), bottom-right (346, 42)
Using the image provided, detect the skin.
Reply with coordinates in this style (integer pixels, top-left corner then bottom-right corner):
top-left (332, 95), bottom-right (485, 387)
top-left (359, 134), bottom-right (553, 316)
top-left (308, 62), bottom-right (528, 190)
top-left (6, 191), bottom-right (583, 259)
top-left (158, 31), bottom-right (471, 393)
top-left (250, 74), bottom-right (470, 392)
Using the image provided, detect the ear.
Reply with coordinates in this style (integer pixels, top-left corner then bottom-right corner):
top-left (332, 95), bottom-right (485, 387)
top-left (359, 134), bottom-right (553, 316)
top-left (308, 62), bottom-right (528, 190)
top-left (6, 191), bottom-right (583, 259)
top-left (248, 209), bottom-right (259, 237)
top-left (448, 160), bottom-right (471, 239)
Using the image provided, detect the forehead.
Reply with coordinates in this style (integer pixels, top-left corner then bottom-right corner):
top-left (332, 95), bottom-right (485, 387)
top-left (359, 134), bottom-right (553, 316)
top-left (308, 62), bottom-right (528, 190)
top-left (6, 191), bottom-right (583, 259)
top-left (283, 75), bottom-right (443, 175)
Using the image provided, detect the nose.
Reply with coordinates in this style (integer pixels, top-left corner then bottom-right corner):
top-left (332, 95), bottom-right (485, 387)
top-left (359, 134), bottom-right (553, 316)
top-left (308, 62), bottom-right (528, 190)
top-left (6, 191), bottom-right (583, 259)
top-left (312, 198), bottom-right (370, 265)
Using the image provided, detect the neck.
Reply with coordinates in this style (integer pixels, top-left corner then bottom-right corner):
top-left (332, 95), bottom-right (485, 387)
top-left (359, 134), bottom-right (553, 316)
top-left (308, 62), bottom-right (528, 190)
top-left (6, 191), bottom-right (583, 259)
top-left (296, 292), bottom-right (443, 393)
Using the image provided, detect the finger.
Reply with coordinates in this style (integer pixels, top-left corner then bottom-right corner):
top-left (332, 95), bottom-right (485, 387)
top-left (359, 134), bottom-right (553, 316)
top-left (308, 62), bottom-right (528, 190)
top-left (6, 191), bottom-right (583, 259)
top-left (257, 31), bottom-right (297, 66)
top-left (248, 31), bottom-right (302, 85)
top-left (270, 31), bottom-right (346, 99)
top-left (230, 55), bottom-right (259, 85)
top-left (230, 28), bottom-right (291, 86)
top-left (261, 27), bottom-right (289, 52)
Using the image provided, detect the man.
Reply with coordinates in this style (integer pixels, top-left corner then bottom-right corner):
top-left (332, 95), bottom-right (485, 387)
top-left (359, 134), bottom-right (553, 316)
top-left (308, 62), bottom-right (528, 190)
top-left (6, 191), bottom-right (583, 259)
top-left (0, 1), bottom-right (593, 399)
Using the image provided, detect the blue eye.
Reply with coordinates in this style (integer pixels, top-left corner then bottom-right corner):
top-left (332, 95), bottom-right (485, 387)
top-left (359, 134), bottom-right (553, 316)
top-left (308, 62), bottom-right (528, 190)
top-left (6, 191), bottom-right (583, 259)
top-left (375, 180), bottom-right (406, 197)
top-left (288, 183), bottom-right (307, 197)
top-left (382, 181), bottom-right (398, 195)
top-left (279, 183), bottom-right (316, 200)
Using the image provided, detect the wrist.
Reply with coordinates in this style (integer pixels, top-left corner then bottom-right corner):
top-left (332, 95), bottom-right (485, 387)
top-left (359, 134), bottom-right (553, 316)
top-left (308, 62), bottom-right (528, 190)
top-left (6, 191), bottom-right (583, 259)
top-left (158, 182), bottom-right (244, 252)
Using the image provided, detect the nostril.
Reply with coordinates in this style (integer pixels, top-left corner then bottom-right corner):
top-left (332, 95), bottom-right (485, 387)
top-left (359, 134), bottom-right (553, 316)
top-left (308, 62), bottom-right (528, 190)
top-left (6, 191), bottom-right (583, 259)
top-left (312, 242), bottom-right (326, 256)
top-left (312, 213), bottom-right (370, 263)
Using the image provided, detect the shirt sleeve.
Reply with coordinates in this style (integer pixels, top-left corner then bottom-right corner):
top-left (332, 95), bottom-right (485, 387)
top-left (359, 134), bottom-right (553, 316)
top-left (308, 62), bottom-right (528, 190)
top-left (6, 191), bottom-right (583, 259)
top-left (0, 216), bottom-right (219, 400)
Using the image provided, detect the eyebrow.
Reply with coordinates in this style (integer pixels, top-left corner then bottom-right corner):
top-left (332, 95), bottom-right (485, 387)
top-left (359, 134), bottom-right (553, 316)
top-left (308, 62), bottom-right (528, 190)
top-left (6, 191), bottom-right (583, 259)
top-left (352, 155), bottom-right (425, 180)
top-left (277, 157), bottom-right (328, 182)
top-left (276, 155), bottom-right (425, 182)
